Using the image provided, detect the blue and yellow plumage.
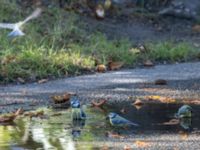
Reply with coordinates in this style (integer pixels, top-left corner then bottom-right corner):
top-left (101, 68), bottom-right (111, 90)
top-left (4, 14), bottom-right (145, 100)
top-left (107, 112), bottom-right (139, 127)
top-left (70, 96), bottom-right (86, 120)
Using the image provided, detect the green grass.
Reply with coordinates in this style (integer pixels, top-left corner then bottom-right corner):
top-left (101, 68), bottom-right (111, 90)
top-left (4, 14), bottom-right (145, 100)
top-left (0, 0), bottom-right (199, 83)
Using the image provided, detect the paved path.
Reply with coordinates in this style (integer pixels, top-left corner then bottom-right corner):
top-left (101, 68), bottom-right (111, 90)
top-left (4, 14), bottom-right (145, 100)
top-left (1, 62), bottom-right (200, 107)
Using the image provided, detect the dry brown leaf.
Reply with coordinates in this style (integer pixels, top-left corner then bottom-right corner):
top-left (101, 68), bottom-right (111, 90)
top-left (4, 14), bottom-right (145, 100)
top-left (91, 99), bottom-right (107, 107)
top-left (106, 131), bottom-right (124, 139)
top-left (24, 110), bottom-right (44, 118)
top-left (51, 92), bottom-right (75, 104)
top-left (96, 64), bottom-right (106, 73)
top-left (192, 25), bottom-right (200, 32)
top-left (108, 61), bottom-right (124, 70)
top-left (0, 108), bottom-right (22, 123)
top-left (179, 131), bottom-right (189, 140)
top-left (143, 60), bottom-right (154, 67)
top-left (101, 145), bottom-right (109, 150)
top-left (135, 140), bottom-right (151, 148)
top-left (155, 79), bottom-right (167, 85)
top-left (159, 119), bottom-right (179, 125)
top-left (133, 99), bottom-right (144, 106)
top-left (95, 4), bottom-right (105, 19)
top-left (123, 145), bottom-right (131, 150)
top-left (38, 79), bottom-right (48, 84)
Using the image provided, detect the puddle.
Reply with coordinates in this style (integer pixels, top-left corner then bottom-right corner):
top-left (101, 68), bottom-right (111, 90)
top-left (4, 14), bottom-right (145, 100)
top-left (0, 102), bottom-right (200, 150)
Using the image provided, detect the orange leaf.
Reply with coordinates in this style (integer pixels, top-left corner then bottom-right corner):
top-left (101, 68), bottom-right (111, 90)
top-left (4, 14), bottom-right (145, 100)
top-left (179, 132), bottom-right (189, 140)
top-left (108, 61), bottom-right (124, 70)
top-left (96, 64), bottom-right (106, 73)
top-left (135, 140), bottom-right (151, 148)
top-left (133, 99), bottom-right (144, 106)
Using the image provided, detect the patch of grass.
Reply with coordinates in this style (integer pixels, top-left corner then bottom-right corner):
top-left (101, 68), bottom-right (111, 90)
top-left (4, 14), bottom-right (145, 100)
top-left (0, 1), bottom-right (199, 83)
top-left (146, 42), bottom-right (198, 62)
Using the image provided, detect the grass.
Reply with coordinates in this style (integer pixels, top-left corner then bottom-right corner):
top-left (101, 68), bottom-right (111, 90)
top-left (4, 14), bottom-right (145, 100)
top-left (0, 1), bottom-right (199, 83)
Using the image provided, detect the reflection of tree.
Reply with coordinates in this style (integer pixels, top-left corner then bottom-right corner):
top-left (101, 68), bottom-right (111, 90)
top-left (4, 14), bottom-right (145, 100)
top-left (0, 108), bottom-right (108, 150)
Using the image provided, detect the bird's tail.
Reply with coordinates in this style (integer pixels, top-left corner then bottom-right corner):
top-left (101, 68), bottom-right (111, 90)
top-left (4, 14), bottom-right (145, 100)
top-left (130, 122), bottom-right (139, 127)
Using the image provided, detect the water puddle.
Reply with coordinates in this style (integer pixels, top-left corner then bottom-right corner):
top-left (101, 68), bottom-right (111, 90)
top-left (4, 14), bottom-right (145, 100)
top-left (0, 102), bottom-right (200, 150)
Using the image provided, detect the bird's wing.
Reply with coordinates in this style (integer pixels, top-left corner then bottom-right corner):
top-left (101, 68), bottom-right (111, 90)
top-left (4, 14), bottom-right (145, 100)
top-left (22, 8), bottom-right (42, 25)
top-left (0, 23), bottom-right (16, 29)
top-left (115, 115), bottom-right (139, 126)
top-left (8, 28), bottom-right (25, 37)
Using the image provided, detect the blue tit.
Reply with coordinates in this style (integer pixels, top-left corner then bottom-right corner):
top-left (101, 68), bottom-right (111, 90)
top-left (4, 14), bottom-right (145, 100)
top-left (70, 96), bottom-right (86, 120)
top-left (107, 112), bottom-right (139, 127)
top-left (176, 105), bottom-right (192, 118)
top-left (0, 8), bottom-right (41, 38)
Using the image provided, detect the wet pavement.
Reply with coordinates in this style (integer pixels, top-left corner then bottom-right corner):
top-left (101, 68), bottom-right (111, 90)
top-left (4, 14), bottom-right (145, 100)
top-left (1, 102), bottom-right (200, 150)
top-left (1, 62), bottom-right (200, 149)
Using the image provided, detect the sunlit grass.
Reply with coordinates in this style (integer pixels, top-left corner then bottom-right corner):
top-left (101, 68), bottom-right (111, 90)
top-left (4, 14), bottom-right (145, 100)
top-left (0, 1), bottom-right (199, 83)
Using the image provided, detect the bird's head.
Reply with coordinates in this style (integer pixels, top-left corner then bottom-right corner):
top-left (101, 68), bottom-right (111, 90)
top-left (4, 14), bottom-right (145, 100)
top-left (108, 112), bottom-right (117, 119)
top-left (70, 96), bottom-right (80, 108)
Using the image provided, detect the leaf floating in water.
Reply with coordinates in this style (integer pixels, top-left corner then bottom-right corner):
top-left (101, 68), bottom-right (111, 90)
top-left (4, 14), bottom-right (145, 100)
top-left (108, 61), bottom-right (124, 70)
top-left (96, 64), bottom-right (107, 73)
top-left (51, 92), bottom-right (75, 104)
top-left (0, 108), bottom-right (23, 123)
top-left (24, 110), bottom-right (44, 118)
top-left (91, 99), bottom-right (107, 107)
top-left (159, 119), bottom-right (179, 125)
top-left (134, 140), bottom-right (151, 148)
top-left (155, 79), bottom-right (167, 85)
top-left (133, 99), bottom-right (144, 106)
top-left (192, 25), bottom-right (200, 33)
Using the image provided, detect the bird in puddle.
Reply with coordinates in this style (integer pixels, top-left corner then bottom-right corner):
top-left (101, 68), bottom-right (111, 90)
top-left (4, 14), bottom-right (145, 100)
top-left (175, 105), bottom-right (192, 118)
top-left (70, 96), bottom-right (86, 120)
top-left (107, 112), bottom-right (139, 127)
top-left (0, 8), bottom-right (42, 38)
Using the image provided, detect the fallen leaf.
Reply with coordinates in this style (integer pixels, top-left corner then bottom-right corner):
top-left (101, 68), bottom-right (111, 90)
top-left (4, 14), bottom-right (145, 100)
top-left (95, 4), bottom-right (105, 19)
top-left (17, 77), bottom-right (25, 84)
top-left (24, 110), bottom-right (44, 118)
top-left (101, 145), bottom-right (109, 150)
top-left (123, 145), bottom-right (131, 150)
top-left (108, 61), bottom-right (124, 70)
top-left (192, 25), bottom-right (200, 32)
top-left (179, 131), bottom-right (189, 140)
top-left (133, 99), bottom-right (144, 106)
top-left (155, 79), bottom-right (167, 85)
top-left (143, 60), bottom-right (154, 67)
top-left (147, 95), bottom-right (176, 103)
top-left (91, 99), bottom-right (107, 107)
top-left (134, 140), bottom-right (151, 148)
top-left (0, 108), bottom-right (22, 123)
top-left (96, 64), bottom-right (106, 73)
top-left (159, 119), bottom-right (179, 125)
top-left (38, 79), bottom-right (48, 84)
top-left (51, 92), bottom-right (75, 104)
top-left (106, 131), bottom-right (124, 139)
